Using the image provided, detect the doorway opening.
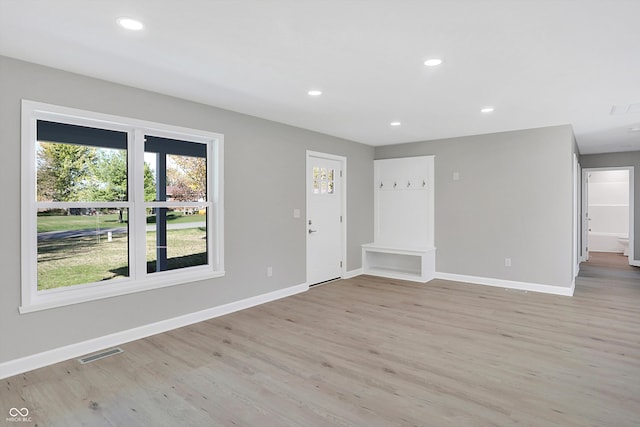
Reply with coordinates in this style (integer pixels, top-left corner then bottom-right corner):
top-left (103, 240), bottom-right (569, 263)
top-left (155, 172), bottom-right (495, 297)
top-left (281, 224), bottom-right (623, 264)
top-left (581, 167), bottom-right (635, 267)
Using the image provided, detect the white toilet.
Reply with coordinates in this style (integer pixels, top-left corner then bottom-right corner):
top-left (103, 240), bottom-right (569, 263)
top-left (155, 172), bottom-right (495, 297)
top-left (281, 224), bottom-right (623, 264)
top-left (618, 236), bottom-right (629, 256)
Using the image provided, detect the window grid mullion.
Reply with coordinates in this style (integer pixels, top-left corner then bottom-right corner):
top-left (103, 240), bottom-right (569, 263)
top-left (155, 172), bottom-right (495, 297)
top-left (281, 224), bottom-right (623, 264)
top-left (144, 201), bottom-right (213, 208)
top-left (132, 129), bottom-right (147, 282)
top-left (36, 202), bottom-right (131, 209)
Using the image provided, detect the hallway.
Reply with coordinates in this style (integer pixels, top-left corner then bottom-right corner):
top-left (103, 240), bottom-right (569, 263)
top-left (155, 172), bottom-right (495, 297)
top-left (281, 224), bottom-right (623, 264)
top-left (579, 251), bottom-right (640, 281)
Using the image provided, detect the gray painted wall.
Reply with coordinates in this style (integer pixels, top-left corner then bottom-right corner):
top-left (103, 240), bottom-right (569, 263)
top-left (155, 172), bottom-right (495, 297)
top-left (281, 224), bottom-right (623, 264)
top-left (375, 125), bottom-right (575, 289)
top-left (0, 56), bottom-right (374, 364)
top-left (580, 151), bottom-right (640, 262)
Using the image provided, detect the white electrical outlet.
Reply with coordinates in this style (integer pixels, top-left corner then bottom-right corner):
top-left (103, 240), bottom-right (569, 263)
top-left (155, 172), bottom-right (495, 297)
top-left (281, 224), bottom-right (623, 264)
top-left (505, 258), bottom-right (511, 267)
top-left (293, 209), bottom-right (301, 218)
top-left (453, 172), bottom-right (460, 181)
top-left (267, 267), bottom-right (273, 277)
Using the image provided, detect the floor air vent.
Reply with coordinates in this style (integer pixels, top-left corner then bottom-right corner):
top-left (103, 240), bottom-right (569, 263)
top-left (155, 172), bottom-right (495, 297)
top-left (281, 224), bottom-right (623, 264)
top-left (78, 347), bottom-right (124, 364)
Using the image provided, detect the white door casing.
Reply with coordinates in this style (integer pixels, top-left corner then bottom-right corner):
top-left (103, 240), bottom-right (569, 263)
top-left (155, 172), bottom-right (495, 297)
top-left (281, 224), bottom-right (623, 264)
top-left (582, 169), bottom-right (590, 262)
top-left (582, 166), bottom-right (635, 266)
top-left (306, 151), bottom-right (345, 285)
top-left (573, 154), bottom-right (580, 278)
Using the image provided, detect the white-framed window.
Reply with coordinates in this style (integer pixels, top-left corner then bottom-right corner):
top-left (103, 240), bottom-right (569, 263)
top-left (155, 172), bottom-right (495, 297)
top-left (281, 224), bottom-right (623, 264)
top-left (20, 100), bottom-right (224, 313)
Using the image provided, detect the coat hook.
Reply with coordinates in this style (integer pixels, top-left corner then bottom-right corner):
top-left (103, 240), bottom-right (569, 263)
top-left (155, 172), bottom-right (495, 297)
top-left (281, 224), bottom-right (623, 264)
top-left (422, 180), bottom-right (426, 187)
top-left (380, 181), bottom-right (384, 189)
top-left (407, 180), bottom-right (411, 188)
top-left (393, 181), bottom-right (397, 188)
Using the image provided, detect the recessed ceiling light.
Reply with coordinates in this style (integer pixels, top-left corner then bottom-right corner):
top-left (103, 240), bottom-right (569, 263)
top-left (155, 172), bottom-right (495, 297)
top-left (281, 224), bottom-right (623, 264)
top-left (480, 107), bottom-right (495, 113)
top-left (629, 127), bottom-right (640, 132)
top-left (424, 58), bottom-right (443, 67)
top-left (390, 121), bottom-right (401, 126)
top-left (118, 17), bottom-right (144, 31)
top-left (308, 90), bottom-right (322, 96)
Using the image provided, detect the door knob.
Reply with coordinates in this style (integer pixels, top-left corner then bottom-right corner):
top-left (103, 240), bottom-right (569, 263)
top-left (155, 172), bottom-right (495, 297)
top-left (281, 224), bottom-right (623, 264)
top-left (308, 229), bottom-right (317, 234)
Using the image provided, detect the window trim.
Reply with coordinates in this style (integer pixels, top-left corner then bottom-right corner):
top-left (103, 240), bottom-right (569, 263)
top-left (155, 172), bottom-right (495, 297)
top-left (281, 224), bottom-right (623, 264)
top-left (20, 100), bottom-right (225, 314)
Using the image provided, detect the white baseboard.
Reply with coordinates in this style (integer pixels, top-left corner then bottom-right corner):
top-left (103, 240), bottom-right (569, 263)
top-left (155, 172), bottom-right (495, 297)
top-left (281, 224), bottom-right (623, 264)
top-left (343, 268), bottom-right (363, 279)
top-left (0, 283), bottom-right (308, 380)
top-left (630, 259), bottom-right (640, 267)
top-left (434, 272), bottom-right (574, 296)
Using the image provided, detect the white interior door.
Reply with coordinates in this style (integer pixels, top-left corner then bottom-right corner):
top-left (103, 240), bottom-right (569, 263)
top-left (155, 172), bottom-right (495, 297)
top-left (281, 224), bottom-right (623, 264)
top-left (573, 154), bottom-right (580, 277)
top-left (307, 153), bottom-right (343, 285)
top-left (582, 169), bottom-right (590, 262)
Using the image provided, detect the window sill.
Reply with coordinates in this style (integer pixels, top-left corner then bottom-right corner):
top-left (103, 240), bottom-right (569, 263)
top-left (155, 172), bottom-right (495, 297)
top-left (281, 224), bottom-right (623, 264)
top-left (19, 269), bottom-right (226, 314)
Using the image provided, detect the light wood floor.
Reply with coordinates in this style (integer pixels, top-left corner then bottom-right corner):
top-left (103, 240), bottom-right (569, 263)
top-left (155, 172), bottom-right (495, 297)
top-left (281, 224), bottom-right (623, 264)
top-left (2, 268), bottom-right (639, 426)
top-left (580, 251), bottom-right (640, 281)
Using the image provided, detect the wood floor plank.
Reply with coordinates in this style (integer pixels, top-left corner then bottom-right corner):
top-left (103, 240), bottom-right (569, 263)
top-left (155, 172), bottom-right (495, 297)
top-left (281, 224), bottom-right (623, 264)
top-left (2, 260), bottom-right (639, 426)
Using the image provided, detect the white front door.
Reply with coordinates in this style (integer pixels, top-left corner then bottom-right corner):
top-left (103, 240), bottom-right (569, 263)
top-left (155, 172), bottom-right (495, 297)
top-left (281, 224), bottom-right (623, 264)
top-left (307, 152), bottom-right (343, 285)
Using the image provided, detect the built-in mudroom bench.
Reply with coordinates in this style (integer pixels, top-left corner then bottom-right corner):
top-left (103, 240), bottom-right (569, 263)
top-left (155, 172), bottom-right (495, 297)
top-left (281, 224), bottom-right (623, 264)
top-left (362, 243), bottom-right (436, 282)
top-left (362, 156), bottom-right (436, 283)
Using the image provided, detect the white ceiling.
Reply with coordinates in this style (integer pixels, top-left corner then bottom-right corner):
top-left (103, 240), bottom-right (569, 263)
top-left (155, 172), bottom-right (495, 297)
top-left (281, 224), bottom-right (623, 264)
top-left (1, 0), bottom-right (639, 154)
